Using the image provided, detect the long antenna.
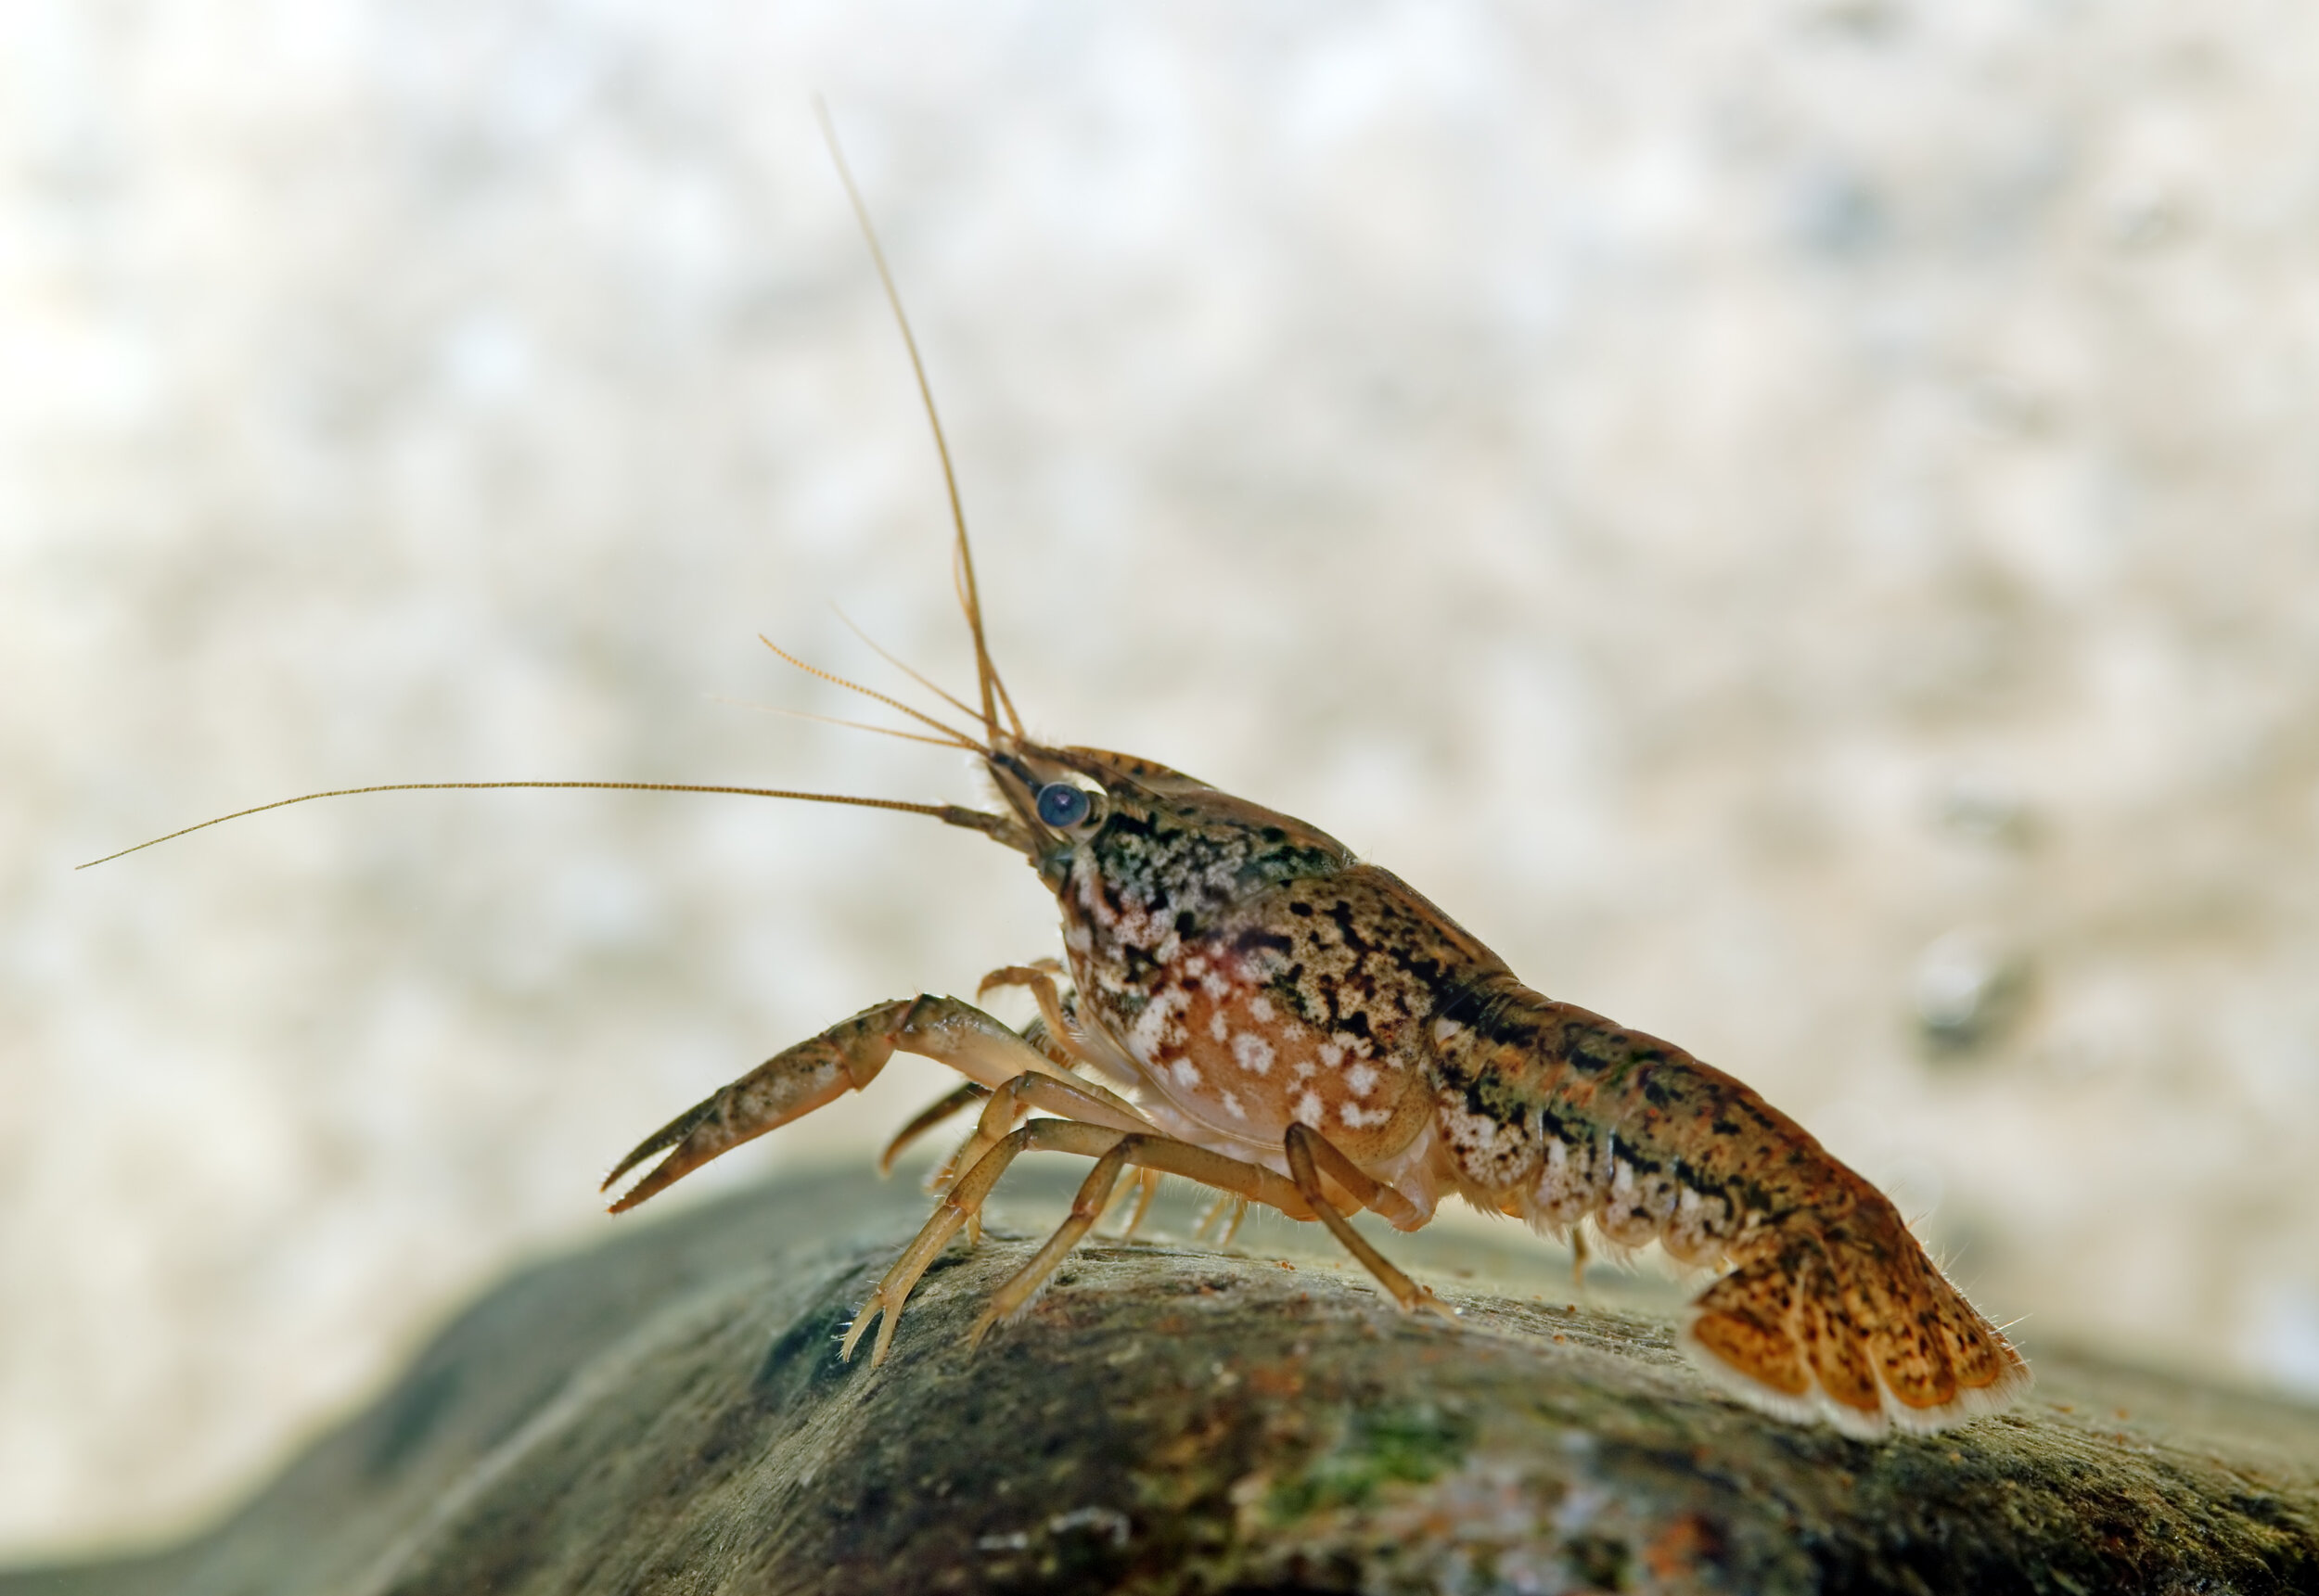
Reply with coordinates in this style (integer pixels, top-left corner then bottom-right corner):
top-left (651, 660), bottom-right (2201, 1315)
top-left (81, 109), bottom-right (1039, 875)
top-left (815, 99), bottom-right (1024, 747)
top-left (76, 781), bottom-right (1012, 870)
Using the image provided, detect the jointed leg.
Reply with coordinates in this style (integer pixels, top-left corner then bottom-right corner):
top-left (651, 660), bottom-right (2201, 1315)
top-left (1283, 1123), bottom-right (1457, 1320)
top-left (879, 1081), bottom-right (992, 1175)
top-left (1105, 1167), bottom-right (1164, 1242)
top-left (1194, 1192), bottom-right (1249, 1248)
top-left (844, 1119), bottom-right (1318, 1367)
top-left (944, 1069), bottom-right (1154, 1199)
top-left (843, 1117), bottom-right (1128, 1367)
top-left (978, 963), bottom-right (1141, 1082)
top-left (604, 993), bottom-right (1070, 1213)
top-left (977, 963), bottom-right (1076, 1053)
top-left (966, 1141), bottom-right (1132, 1347)
top-left (967, 1132), bottom-right (1342, 1352)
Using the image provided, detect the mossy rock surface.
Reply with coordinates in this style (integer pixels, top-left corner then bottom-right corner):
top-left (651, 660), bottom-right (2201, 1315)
top-left (8, 1165), bottom-right (2317, 1595)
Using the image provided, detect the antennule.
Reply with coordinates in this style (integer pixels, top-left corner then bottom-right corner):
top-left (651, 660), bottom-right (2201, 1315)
top-left (758, 635), bottom-right (983, 752)
top-left (828, 602), bottom-right (983, 727)
top-left (706, 695), bottom-right (981, 752)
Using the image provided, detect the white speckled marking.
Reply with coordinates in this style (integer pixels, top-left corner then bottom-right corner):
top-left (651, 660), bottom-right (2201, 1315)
top-left (1345, 1062), bottom-right (1379, 1097)
top-left (1529, 1136), bottom-right (1602, 1230)
top-left (1436, 1096), bottom-right (1540, 1190)
top-left (1130, 987), bottom-right (1188, 1061)
top-left (1601, 1157), bottom-right (1677, 1245)
top-left (1294, 1092), bottom-right (1324, 1128)
top-left (1666, 1184), bottom-right (1732, 1261)
top-left (1171, 1058), bottom-right (1201, 1091)
top-left (1249, 994), bottom-right (1275, 1022)
top-left (1231, 1032), bottom-right (1275, 1076)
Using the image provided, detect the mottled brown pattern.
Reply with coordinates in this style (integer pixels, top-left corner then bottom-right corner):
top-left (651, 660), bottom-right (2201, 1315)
top-left (609, 731), bottom-right (2030, 1437)
top-left (1016, 743), bottom-right (2028, 1436)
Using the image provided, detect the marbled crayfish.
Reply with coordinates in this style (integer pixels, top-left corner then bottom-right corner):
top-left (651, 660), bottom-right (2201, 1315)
top-left (88, 127), bottom-right (2028, 1439)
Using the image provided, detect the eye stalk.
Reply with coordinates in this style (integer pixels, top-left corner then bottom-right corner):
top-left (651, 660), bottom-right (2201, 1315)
top-left (1034, 782), bottom-right (1099, 831)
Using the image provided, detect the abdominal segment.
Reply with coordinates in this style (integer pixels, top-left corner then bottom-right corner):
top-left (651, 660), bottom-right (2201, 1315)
top-left (1426, 990), bottom-right (2029, 1434)
top-left (1425, 996), bottom-right (1790, 1262)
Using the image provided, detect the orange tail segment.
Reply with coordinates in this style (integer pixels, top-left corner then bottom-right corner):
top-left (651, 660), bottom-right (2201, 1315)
top-left (1682, 1196), bottom-right (2029, 1437)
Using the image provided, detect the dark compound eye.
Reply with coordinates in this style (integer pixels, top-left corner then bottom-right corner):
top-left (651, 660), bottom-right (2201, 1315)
top-left (1035, 782), bottom-right (1094, 829)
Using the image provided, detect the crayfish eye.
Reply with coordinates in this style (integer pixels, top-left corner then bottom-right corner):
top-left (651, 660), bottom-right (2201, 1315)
top-left (1034, 782), bottom-right (1095, 829)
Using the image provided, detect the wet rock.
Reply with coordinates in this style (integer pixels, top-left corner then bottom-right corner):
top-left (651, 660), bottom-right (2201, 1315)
top-left (7, 1166), bottom-right (2317, 1595)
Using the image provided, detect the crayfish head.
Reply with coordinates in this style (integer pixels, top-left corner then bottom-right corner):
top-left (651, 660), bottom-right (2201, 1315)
top-left (982, 739), bottom-right (1355, 928)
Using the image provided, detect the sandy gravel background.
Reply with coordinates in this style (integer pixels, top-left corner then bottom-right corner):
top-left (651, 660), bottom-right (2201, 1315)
top-left (6, 0), bottom-right (2319, 1559)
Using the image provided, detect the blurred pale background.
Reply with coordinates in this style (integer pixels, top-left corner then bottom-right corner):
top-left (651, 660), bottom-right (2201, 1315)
top-left (7, 0), bottom-right (2319, 1560)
